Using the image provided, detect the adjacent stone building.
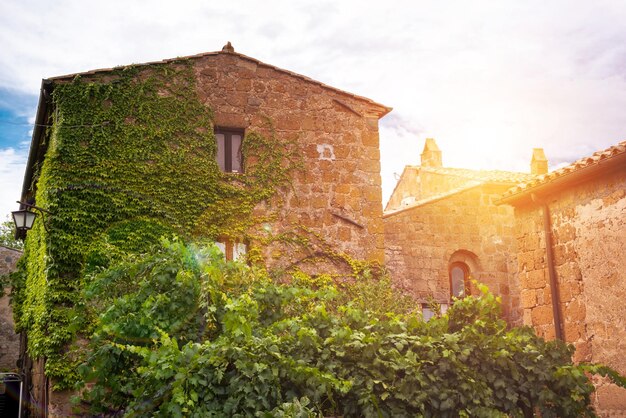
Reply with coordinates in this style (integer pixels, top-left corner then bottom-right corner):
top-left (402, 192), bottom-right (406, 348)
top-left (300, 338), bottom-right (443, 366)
top-left (384, 139), bottom-right (539, 322)
top-left (0, 245), bottom-right (22, 372)
top-left (385, 138), bottom-right (626, 414)
top-left (500, 140), bottom-right (626, 415)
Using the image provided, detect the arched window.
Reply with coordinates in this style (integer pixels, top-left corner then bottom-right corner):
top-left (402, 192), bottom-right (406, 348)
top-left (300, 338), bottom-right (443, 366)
top-left (449, 262), bottom-right (470, 298)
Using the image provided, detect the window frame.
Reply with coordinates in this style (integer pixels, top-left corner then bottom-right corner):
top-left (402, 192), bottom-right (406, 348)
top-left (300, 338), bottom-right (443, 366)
top-left (216, 238), bottom-right (248, 262)
top-left (449, 261), bottom-right (470, 299)
top-left (214, 127), bottom-right (244, 173)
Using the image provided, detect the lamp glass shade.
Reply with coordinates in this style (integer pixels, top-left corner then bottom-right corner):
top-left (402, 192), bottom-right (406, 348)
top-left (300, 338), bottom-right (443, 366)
top-left (12, 209), bottom-right (37, 230)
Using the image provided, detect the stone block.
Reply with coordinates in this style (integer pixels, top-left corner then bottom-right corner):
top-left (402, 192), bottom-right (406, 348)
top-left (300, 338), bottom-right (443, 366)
top-left (573, 341), bottom-right (591, 363)
top-left (565, 299), bottom-right (586, 322)
top-left (520, 269), bottom-right (546, 289)
top-left (563, 322), bottom-right (584, 342)
top-left (531, 304), bottom-right (554, 326)
top-left (559, 281), bottom-right (580, 302)
top-left (517, 251), bottom-right (534, 270)
top-left (520, 289), bottom-right (537, 309)
top-left (595, 383), bottom-right (626, 412)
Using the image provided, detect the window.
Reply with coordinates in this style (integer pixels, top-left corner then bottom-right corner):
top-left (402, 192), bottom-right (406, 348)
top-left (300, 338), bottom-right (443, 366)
top-left (421, 302), bottom-right (449, 321)
top-left (421, 304), bottom-right (435, 321)
top-left (216, 239), bottom-right (247, 261)
top-left (449, 262), bottom-right (470, 298)
top-left (215, 128), bottom-right (243, 173)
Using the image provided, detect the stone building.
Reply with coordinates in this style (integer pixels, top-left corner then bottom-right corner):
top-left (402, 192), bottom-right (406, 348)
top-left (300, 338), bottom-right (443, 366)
top-left (16, 43), bottom-right (391, 416)
top-left (500, 140), bottom-right (626, 415)
top-left (21, 42), bottom-right (391, 268)
top-left (383, 138), bottom-right (539, 322)
top-left (385, 138), bottom-right (626, 414)
top-left (0, 245), bottom-right (22, 372)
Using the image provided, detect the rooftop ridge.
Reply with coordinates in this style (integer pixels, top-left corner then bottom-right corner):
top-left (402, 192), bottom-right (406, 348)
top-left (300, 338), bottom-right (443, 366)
top-left (46, 47), bottom-right (392, 117)
top-left (405, 165), bottom-right (537, 183)
top-left (501, 140), bottom-right (626, 201)
top-left (383, 182), bottom-right (484, 218)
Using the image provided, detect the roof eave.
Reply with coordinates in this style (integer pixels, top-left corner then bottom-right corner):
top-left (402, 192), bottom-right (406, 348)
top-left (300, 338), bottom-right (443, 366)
top-left (20, 79), bottom-right (54, 202)
top-left (499, 151), bottom-right (626, 206)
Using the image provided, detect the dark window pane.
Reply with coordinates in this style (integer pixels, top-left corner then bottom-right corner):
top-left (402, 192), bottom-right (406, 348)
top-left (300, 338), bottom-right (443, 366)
top-left (214, 128), bottom-right (244, 173)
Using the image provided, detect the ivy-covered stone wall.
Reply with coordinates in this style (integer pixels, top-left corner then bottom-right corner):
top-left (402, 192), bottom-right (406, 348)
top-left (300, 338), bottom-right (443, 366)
top-left (13, 49), bottom-right (389, 402)
top-left (191, 51), bottom-right (387, 266)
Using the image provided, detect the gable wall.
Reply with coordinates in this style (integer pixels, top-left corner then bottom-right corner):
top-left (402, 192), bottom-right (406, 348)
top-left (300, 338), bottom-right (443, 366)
top-left (193, 53), bottom-right (385, 267)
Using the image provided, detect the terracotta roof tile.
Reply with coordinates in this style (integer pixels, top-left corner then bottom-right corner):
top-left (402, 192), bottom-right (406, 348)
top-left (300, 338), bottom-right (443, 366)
top-left (501, 140), bottom-right (626, 200)
top-left (406, 165), bottom-right (536, 184)
top-left (384, 182), bottom-right (484, 217)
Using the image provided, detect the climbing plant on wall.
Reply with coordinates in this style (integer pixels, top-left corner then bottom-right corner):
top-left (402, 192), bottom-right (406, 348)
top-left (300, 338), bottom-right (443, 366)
top-left (10, 60), bottom-right (303, 388)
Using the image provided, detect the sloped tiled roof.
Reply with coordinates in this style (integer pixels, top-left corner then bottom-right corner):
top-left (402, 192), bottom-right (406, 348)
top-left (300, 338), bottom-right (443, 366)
top-left (46, 46), bottom-right (392, 116)
top-left (384, 182), bottom-right (484, 218)
top-left (384, 164), bottom-right (535, 212)
top-left (407, 165), bottom-right (536, 184)
top-left (501, 140), bottom-right (626, 201)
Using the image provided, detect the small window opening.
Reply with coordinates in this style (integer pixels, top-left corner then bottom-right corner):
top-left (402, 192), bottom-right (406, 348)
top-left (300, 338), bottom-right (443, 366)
top-left (421, 304), bottom-right (435, 321)
top-left (215, 128), bottom-right (244, 173)
top-left (449, 262), bottom-right (470, 299)
top-left (216, 239), bottom-right (247, 261)
top-left (420, 302), bottom-right (449, 321)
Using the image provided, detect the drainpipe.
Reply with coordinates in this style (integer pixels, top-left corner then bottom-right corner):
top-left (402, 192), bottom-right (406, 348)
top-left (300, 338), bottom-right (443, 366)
top-left (531, 193), bottom-right (564, 341)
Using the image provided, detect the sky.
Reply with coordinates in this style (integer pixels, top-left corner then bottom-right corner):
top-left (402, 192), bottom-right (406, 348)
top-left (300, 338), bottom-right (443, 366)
top-left (1, 0), bottom-right (626, 218)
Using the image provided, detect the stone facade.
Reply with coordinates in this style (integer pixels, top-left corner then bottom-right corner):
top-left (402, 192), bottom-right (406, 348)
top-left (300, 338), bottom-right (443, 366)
top-left (502, 140), bottom-right (626, 415)
top-left (385, 183), bottom-right (522, 321)
top-left (384, 139), bottom-right (536, 322)
top-left (21, 45), bottom-right (391, 417)
top-left (191, 50), bottom-right (389, 266)
top-left (0, 245), bottom-right (21, 372)
top-left (43, 46), bottom-right (390, 271)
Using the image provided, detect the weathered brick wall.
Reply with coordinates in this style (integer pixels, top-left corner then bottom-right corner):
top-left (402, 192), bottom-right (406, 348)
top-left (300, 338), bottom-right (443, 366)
top-left (0, 245), bottom-right (22, 371)
top-left (384, 183), bottom-right (521, 322)
top-left (192, 52), bottom-right (386, 268)
top-left (514, 169), bottom-right (626, 414)
top-left (386, 168), bottom-right (481, 211)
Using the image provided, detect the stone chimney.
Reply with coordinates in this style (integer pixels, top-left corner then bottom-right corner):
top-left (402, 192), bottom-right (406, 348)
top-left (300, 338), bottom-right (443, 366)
top-left (531, 148), bottom-right (548, 175)
top-left (421, 138), bottom-right (442, 167)
top-left (222, 41), bottom-right (234, 53)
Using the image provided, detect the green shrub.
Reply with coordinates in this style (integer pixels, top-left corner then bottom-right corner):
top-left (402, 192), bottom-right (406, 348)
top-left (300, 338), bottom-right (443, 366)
top-left (78, 239), bottom-right (624, 417)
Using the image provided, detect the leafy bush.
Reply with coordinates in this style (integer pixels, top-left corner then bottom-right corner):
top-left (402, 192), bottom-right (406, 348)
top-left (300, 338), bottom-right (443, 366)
top-left (0, 216), bottom-right (23, 250)
top-left (78, 239), bottom-right (623, 417)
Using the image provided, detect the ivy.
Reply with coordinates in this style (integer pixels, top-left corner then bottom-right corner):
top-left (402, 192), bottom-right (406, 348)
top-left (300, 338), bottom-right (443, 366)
top-left (0, 216), bottom-right (23, 251)
top-left (10, 60), bottom-right (303, 388)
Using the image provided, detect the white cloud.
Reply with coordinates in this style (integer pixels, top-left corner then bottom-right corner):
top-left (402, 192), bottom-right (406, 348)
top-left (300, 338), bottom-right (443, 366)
top-left (1, 0), bottom-right (626, 207)
top-left (0, 147), bottom-right (27, 218)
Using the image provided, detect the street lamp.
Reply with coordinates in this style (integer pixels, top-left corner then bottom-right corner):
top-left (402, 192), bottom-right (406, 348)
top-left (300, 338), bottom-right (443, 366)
top-left (12, 200), bottom-right (51, 234)
top-left (11, 209), bottom-right (37, 231)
